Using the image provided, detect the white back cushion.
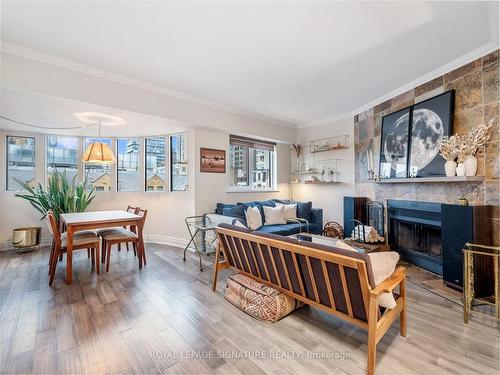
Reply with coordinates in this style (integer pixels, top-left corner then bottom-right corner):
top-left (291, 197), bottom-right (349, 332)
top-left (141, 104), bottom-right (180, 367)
top-left (245, 206), bottom-right (262, 230)
top-left (263, 205), bottom-right (286, 225)
top-left (368, 251), bottom-right (400, 309)
top-left (275, 203), bottom-right (297, 220)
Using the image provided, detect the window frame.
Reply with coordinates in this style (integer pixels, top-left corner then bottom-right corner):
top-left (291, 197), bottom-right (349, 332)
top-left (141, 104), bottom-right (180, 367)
top-left (169, 133), bottom-right (188, 192)
top-left (83, 137), bottom-right (114, 193)
top-left (228, 136), bottom-right (277, 192)
top-left (144, 136), bottom-right (168, 193)
top-left (5, 134), bottom-right (37, 192)
top-left (116, 137), bottom-right (140, 192)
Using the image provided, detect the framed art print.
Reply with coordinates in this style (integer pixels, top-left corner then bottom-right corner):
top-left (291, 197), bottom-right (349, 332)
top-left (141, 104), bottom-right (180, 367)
top-left (200, 148), bottom-right (226, 173)
top-left (408, 90), bottom-right (454, 177)
top-left (379, 107), bottom-right (411, 179)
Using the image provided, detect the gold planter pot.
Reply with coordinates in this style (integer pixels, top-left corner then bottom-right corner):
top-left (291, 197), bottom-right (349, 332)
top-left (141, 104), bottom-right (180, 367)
top-left (12, 227), bottom-right (42, 252)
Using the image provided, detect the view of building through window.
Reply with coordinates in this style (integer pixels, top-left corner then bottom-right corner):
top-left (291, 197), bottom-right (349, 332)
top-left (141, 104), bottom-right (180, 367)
top-left (47, 136), bottom-right (78, 182)
top-left (6, 136), bottom-right (36, 191)
top-left (145, 137), bottom-right (166, 191)
top-left (229, 142), bottom-right (273, 189)
top-left (170, 134), bottom-right (188, 191)
top-left (84, 138), bottom-right (112, 191)
top-left (117, 138), bottom-right (139, 191)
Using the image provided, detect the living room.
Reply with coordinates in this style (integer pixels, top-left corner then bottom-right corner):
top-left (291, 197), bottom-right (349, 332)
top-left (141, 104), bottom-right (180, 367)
top-left (0, 2), bottom-right (498, 375)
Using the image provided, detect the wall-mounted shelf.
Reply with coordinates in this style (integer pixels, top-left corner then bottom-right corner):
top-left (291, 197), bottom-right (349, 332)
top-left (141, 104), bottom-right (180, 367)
top-left (375, 176), bottom-right (485, 184)
top-left (304, 181), bottom-right (341, 185)
top-left (309, 135), bottom-right (349, 153)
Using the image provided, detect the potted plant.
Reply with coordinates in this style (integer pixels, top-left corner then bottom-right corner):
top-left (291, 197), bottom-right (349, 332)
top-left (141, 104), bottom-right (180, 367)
top-left (439, 134), bottom-right (461, 177)
top-left (14, 170), bottom-right (95, 224)
top-left (459, 120), bottom-right (494, 176)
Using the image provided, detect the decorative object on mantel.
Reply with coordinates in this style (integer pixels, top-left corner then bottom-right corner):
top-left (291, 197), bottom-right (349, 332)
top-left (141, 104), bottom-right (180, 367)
top-left (408, 90), bottom-right (454, 178)
top-left (439, 134), bottom-right (461, 177)
top-left (379, 90), bottom-right (455, 179)
top-left (458, 197), bottom-right (469, 206)
top-left (379, 107), bottom-right (411, 179)
top-left (457, 119), bottom-right (495, 176)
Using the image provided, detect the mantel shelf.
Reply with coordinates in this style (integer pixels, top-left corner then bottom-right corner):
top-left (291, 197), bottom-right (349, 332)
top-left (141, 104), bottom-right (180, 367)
top-left (374, 176), bottom-right (485, 184)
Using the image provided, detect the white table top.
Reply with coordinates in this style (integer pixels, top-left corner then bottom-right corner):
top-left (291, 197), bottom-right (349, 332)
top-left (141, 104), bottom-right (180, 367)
top-left (60, 210), bottom-right (140, 225)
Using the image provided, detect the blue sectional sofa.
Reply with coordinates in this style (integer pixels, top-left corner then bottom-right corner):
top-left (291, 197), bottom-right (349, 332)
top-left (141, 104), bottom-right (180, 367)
top-left (214, 199), bottom-right (323, 236)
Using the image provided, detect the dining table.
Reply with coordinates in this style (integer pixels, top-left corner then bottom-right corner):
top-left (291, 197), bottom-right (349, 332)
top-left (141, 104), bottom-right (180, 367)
top-left (60, 210), bottom-right (145, 284)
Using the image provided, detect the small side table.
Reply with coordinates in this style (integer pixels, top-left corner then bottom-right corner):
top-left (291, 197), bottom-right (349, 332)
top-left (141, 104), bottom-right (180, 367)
top-left (183, 215), bottom-right (218, 271)
top-left (463, 243), bottom-right (500, 331)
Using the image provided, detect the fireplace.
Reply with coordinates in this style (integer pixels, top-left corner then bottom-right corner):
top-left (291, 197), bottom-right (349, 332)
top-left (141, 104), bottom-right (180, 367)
top-left (387, 200), bottom-right (442, 275)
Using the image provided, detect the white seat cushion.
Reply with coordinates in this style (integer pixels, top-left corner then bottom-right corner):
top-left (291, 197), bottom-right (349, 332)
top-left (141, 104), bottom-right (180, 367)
top-left (61, 231), bottom-right (99, 248)
top-left (99, 227), bottom-right (138, 241)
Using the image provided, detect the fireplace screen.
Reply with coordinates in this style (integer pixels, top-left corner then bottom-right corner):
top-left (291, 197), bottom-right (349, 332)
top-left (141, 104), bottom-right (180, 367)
top-left (390, 220), bottom-right (442, 259)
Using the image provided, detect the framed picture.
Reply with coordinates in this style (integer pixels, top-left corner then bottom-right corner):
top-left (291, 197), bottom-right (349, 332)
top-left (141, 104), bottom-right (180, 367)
top-left (200, 148), bottom-right (226, 173)
top-left (408, 90), bottom-right (454, 177)
top-left (379, 107), bottom-right (412, 179)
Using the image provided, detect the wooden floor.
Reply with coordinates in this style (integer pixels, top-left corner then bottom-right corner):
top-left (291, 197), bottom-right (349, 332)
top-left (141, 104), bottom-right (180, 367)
top-left (0, 244), bottom-right (498, 375)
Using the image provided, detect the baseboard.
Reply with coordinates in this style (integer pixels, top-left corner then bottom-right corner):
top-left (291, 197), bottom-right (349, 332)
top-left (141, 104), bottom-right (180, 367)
top-left (0, 238), bottom-right (52, 252)
top-left (143, 234), bottom-right (192, 250)
top-left (0, 235), bottom-right (192, 252)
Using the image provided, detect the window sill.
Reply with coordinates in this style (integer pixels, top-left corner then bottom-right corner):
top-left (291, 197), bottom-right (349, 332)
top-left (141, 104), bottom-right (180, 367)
top-left (225, 188), bottom-right (280, 194)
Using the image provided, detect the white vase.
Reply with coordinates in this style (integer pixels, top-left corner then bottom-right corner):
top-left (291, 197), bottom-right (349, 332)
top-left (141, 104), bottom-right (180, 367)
top-left (464, 156), bottom-right (478, 176)
top-left (456, 163), bottom-right (466, 177)
top-left (444, 160), bottom-right (457, 177)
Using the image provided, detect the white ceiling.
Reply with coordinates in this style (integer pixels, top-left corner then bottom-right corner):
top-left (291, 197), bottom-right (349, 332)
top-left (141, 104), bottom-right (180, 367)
top-left (1, 1), bottom-right (498, 127)
top-left (0, 88), bottom-right (188, 137)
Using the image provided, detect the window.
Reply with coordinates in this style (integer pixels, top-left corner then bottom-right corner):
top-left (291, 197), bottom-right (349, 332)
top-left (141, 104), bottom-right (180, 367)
top-left (6, 136), bottom-right (36, 191)
top-left (170, 134), bottom-right (188, 191)
top-left (84, 138), bottom-right (112, 191)
top-left (117, 138), bottom-right (139, 192)
top-left (229, 135), bottom-right (275, 189)
top-left (145, 137), bottom-right (166, 192)
top-left (47, 136), bottom-right (78, 182)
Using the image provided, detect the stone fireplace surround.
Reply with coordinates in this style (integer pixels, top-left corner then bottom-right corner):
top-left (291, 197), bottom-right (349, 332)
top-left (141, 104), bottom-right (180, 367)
top-left (354, 49), bottom-right (499, 246)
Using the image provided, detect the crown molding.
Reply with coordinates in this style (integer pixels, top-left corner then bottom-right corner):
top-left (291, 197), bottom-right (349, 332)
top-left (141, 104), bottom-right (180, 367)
top-left (298, 41), bottom-right (499, 128)
top-left (1, 42), bottom-right (297, 129)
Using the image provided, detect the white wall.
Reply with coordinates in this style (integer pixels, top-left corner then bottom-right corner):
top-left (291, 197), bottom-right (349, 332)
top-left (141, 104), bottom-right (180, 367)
top-left (292, 117), bottom-right (355, 225)
top-left (1, 51), bottom-right (296, 144)
top-left (193, 128), bottom-right (291, 215)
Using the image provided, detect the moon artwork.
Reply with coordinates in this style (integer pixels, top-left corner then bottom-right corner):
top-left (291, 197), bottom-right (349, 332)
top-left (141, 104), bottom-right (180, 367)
top-left (408, 90), bottom-right (454, 177)
top-left (379, 107), bottom-right (411, 179)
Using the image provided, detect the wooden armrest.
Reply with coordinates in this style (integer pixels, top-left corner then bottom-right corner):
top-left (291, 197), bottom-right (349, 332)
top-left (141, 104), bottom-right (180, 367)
top-left (370, 267), bottom-right (406, 298)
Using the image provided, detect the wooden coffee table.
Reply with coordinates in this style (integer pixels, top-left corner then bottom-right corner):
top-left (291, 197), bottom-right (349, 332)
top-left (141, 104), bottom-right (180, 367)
top-left (289, 233), bottom-right (388, 253)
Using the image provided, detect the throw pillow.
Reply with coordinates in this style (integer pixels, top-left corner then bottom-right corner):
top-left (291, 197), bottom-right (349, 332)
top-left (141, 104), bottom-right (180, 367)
top-left (367, 251), bottom-right (400, 309)
top-left (333, 240), bottom-right (357, 252)
top-left (291, 201), bottom-right (312, 221)
top-left (273, 199), bottom-right (291, 204)
top-left (275, 203), bottom-right (297, 220)
top-left (263, 205), bottom-right (287, 225)
top-left (245, 205), bottom-right (262, 230)
top-left (216, 203), bottom-right (236, 215)
top-left (222, 205), bottom-right (247, 224)
top-left (232, 219), bottom-right (248, 229)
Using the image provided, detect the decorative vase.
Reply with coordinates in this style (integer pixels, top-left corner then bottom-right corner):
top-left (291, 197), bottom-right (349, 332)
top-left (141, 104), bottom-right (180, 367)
top-left (444, 160), bottom-right (457, 177)
top-left (464, 155), bottom-right (477, 176)
top-left (456, 163), bottom-right (466, 176)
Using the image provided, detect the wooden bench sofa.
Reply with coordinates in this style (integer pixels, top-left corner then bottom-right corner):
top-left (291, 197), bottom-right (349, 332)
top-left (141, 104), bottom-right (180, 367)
top-left (212, 223), bottom-right (407, 375)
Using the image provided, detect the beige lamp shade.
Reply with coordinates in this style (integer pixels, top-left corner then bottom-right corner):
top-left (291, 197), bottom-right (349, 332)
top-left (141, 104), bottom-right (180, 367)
top-left (82, 142), bottom-right (116, 164)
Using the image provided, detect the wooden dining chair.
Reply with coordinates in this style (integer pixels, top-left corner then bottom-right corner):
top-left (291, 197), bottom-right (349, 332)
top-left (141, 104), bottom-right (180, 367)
top-left (45, 210), bottom-right (101, 285)
top-left (99, 205), bottom-right (139, 263)
top-left (100, 208), bottom-right (147, 272)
